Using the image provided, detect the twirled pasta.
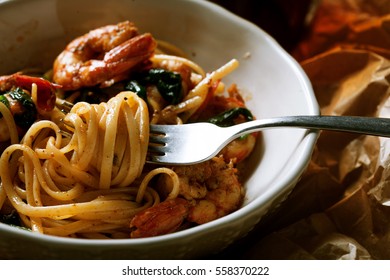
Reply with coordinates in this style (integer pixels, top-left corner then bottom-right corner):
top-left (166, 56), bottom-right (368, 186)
top-left (0, 91), bottom-right (180, 238)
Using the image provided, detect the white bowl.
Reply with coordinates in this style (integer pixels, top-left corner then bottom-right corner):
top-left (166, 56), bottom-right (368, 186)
top-left (0, 0), bottom-right (319, 259)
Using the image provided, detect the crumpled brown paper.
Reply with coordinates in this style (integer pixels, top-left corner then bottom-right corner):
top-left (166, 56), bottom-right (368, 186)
top-left (240, 0), bottom-right (390, 260)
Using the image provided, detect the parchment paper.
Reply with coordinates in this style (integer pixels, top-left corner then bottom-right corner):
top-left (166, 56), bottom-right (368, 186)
top-left (242, 0), bottom-right (390, 260)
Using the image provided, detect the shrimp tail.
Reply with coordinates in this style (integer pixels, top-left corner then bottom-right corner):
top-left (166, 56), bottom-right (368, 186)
top-left (104, 33), bottom-right (156, 66)
top-left (130, 197), bottom-right (190, 238)
top-left (100, 33), bottom-right (157, 87)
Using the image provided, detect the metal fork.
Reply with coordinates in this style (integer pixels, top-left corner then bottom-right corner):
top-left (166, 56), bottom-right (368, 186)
top-left (147, 115), bottom-right (390, 165)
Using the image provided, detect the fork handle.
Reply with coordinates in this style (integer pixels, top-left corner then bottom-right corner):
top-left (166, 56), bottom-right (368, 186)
top-left (229, 115), bottom-right (390, 138)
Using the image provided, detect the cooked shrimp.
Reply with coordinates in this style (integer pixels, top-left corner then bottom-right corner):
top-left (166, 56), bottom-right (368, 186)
top-left (129, 156), bottom-right (243, 237)
top-left (219, 133), bottom-right (257, 163)
top-left (53, 21), bottom-right (157, 91)
top-left (199, 83), bottom-right (258, 162)
top-left (184, 156), bottom-right (243, 224)
top-left (130, 197), bottom-right (190, 238)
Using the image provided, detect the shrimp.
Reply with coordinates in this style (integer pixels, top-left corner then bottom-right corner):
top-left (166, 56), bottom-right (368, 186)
top-left (219, 133), bottom-right (257, 163)
top-left (53, 21), bottom-right (157, 91)
top-left (184, 156), bottom-right (243, 224)
top-left (129, 156), bottom-right (243, 238)
top-left (130, 198), bottom-right (190, 238)
top-left (200, 83), bottom-right (258, 163)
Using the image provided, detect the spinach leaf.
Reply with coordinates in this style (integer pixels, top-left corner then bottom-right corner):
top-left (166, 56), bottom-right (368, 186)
top-left (144, 69), bottom-right (182, 104)
top-left (0, 210), bottom-right (21, 226)
top-left (125, 80), bottom-right (147, 101)
top-left (0, 94), bottom-right (10, 118)
top-left (208, 107), bottom-right (253, 127)
top-left (7, 87), bottom-right (37, 128)
top-left (126, 68), bottom-right (182, 105)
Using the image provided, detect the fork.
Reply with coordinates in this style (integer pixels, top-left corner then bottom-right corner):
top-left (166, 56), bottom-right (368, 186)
top-left (147, 115), bottom-right (390, 165)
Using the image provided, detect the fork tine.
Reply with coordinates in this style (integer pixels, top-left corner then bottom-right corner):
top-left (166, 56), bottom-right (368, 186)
top-left (147, 143), bottom-right (166, 154)
top-left (148, 135), bottom-right (166, 145)
top-left (55, 98), bottom-right (74, 113)
top-left (147, 125), bottom-right (175, 164)
top-left (146, 142), bottom-right (170, 164)
top-left (149, 124), bottom-right (168, 134)
top-left (146, 154), bottom-right (165, 164)
top-left (147, 125), bottom-right (168, 159)
top-left (146, 122), bottom-right (223, 165)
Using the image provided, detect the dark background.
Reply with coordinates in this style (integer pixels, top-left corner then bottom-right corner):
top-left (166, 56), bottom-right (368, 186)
top-left (211, 0), bottom-right (315, 52)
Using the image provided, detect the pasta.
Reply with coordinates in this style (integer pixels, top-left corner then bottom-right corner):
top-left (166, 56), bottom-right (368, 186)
top-left (1, 92), bottom-right (157, 237)
top-left (0, 21), bottom-right (257, 239)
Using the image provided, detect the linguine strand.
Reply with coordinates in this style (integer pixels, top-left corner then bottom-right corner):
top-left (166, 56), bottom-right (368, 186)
top-left (0, 54), bottom-right (240, 238)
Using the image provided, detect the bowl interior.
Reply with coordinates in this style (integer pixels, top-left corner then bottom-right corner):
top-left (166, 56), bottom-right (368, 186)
top-left (0, 0), bottom-right (319, 258)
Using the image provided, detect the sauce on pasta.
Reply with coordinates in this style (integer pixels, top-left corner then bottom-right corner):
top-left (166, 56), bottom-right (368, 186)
top-left (0, 21), bottom-right (257, 239)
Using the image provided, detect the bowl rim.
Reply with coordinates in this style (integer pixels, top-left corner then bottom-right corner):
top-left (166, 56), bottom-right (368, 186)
top-left (0, 0), bottom-right (319, 248)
